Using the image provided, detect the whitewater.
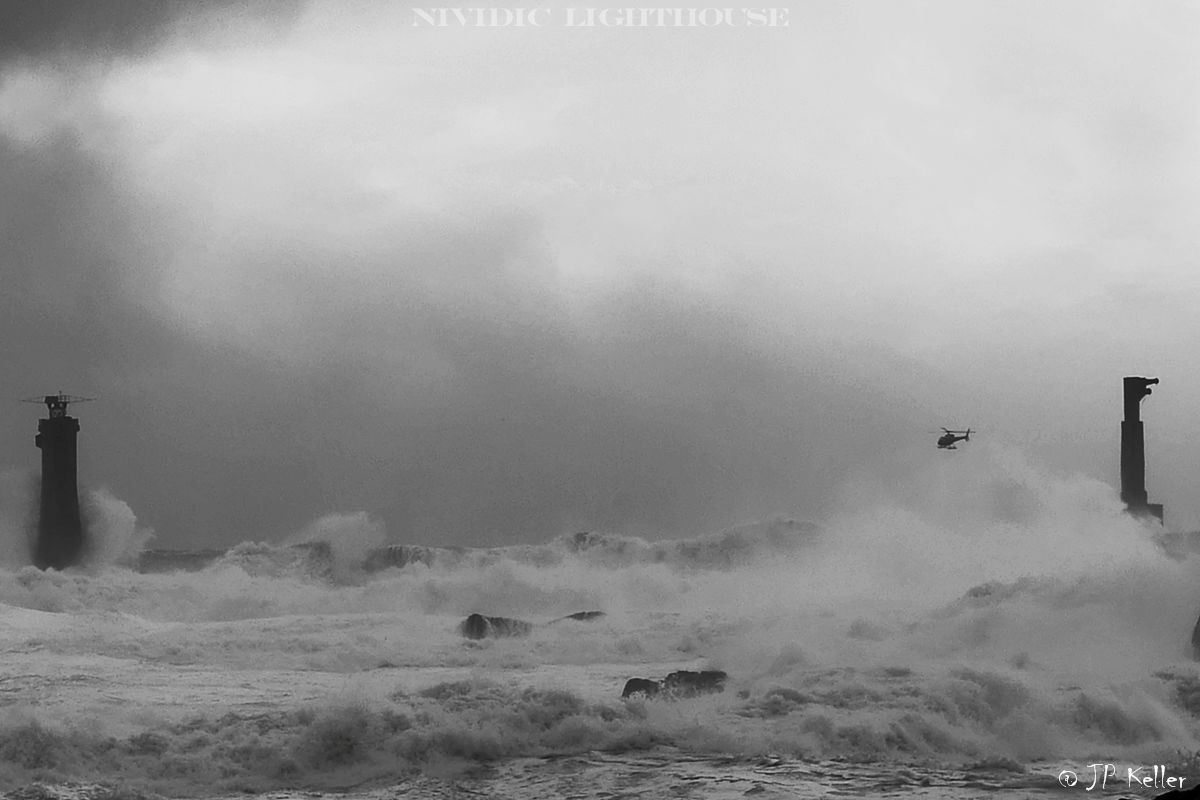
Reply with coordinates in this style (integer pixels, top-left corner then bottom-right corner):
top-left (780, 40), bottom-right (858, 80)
top-left (2, 444), bottom-right (1200, 798)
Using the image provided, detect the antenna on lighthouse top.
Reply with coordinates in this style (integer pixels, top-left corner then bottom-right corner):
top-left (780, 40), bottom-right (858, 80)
top-left (20, 392), bottom-right (96, 419)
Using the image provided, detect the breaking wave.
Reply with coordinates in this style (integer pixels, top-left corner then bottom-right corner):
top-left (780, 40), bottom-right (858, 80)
top-left (2, 444), bottom-right (1200, 795)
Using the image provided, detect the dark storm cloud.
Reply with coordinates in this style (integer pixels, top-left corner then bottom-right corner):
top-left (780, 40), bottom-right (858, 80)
top-left (0, 136), bottom-right (321, 544)
top-left (0, 0), bottom-right (303, 67)
top-left (0, 131), bottom-right (947, 549)
top-left (0, 136), bottom-right (133, 374)
top-left (225, 214), bottom-right (948, 547)
top-left (9, 0), bottom-right (1195, 547)
top-left (0, 0), bottom-right (986, 550)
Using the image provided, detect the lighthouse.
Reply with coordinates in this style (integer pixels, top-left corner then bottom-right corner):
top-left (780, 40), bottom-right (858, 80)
top-left (1119, 376), bottom-right (1163, 524)
top-left (26, 392), bottom-right (92, 569)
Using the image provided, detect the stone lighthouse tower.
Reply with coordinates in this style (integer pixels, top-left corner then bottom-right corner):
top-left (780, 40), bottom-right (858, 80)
top-left (25, 392), bottom-right (92, 569)
top-left (1119, 376), bottom-right (1163, 524)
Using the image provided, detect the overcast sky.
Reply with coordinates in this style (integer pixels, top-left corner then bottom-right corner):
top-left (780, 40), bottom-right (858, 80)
top-left (1, 0), bottom-right (1198, 550)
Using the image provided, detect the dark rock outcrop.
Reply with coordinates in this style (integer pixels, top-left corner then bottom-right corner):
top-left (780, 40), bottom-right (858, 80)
top-left (1152, 786), bottom-right (1200, 799)
top-left (364, 545), bottom-right (441, 572)
top-left (551, 611), bottom-right (606, 623)
top-left (458, 610), bottom-right (604, 639)
top-left (621, 678), bottom-right (661, 698)
top-left (664, 669), bottom-right (728, 696)
top-left (458, 613), bottom-right (534, 640)
top-left (620, 670), bottom-right (728, 699)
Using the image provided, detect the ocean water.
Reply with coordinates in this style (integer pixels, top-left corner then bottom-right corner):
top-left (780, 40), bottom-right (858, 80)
top-left (1, 446), bottom-right (1200, 798)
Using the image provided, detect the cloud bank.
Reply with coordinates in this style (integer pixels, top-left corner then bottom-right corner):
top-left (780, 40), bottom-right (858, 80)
top-left (1, 0), bottom-right (1198, 548)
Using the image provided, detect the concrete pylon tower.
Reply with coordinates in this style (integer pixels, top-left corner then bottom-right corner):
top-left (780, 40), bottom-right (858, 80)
top-left (1119, 376), bottom-right (1163, 523)
top-left (23, 392), bottom-right (93, 569)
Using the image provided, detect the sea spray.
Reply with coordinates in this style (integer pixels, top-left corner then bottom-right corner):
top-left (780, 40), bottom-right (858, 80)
top-left (286, 511), bottom-right (388, 583)
top-left (0, 469), bottom-right (37, 567)
top-left (81, 487), bottom-right (155, 568)
top-left (2, 446), bottom-right (1200, 794)
top-left (0, 473), bottom-right (153, 570)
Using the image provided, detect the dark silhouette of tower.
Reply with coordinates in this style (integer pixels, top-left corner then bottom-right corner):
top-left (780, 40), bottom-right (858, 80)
top-left (24, 392), bottom-right (93, 569)
top-left (1120, 376), bottom-right (1163, 523)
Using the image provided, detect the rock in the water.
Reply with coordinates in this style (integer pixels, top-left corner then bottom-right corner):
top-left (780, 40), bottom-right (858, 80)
top-left (551, 610), bottom-right (606, 623)
top-left (364, 544), bottom-right (440, 572)
top-left (1154, 786), bottom-right (1200, 799)
top-left (663, 669), bottom-right (728, 697)
top-left (458, 613), bottom-right (534, 640)
top-left (620, 670), bottom-right (728, 699)
top-left (621, 678), bottom-right (661, 698)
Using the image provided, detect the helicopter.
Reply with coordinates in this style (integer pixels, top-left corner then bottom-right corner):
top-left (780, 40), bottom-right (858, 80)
top-left (936, 428), bottom-right (972, 450)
